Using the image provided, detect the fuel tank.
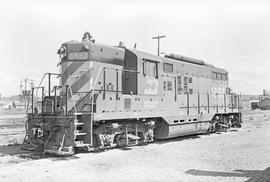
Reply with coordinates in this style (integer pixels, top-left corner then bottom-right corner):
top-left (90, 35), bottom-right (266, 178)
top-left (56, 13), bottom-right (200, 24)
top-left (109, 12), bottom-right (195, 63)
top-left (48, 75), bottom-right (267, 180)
top-left (154, 119), bottom-right (211, 139)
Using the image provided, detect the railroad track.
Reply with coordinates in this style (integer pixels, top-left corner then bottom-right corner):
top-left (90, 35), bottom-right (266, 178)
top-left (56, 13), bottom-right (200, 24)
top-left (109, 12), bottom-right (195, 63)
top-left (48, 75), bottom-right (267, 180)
top-left (0, 123), bottom-right (26, 136)
top-left (0, 124), bottom-right (25, 127)
top-left (0, 131), bottom-right (25, 136)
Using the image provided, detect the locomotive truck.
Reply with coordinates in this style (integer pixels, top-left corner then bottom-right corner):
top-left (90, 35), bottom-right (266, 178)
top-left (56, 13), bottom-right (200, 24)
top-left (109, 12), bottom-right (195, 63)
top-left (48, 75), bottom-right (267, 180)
top-left (22, 33), bottom-right (242, 156)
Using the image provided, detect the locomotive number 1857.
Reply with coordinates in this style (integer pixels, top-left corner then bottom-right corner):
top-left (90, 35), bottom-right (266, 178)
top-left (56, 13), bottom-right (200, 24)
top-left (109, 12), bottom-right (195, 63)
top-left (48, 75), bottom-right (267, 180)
top-left (68, 52), bottom-right (88, 60)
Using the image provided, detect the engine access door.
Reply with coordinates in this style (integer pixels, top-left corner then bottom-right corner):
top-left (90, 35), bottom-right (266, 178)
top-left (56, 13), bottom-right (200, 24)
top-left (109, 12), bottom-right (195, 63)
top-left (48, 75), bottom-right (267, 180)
top-left (162, 76), bottom-right (176, 111)
top-left (122, 49), bottom-right (138, 95)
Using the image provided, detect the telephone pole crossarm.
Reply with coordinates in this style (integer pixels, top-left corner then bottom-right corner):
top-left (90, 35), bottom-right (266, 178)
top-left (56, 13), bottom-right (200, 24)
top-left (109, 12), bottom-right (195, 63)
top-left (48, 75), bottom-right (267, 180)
top-left (152, 35), bottom-right (166, 56)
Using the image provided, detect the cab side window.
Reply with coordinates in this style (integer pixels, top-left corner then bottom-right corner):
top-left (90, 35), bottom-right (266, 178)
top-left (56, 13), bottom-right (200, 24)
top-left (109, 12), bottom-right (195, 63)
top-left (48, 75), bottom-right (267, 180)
top-left (163, 63), bottom-right (173, 73)
top-left (211, 72), bottom-right (218, 79)
top-left (222, 74), bottom-right (227, 80)
top-left (143, 59), bottom-right (158, 78)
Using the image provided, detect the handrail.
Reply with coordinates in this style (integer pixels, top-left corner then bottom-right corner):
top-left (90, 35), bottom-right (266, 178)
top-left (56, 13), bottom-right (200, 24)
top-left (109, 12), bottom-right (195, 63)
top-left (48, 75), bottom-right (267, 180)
top-left (70, 90), bottom-right (94, 112)
top-left (90, 66), bottom-right (105, 146)
top-left (68, 86), bottom-right (77, 114)
top-left (36, 73), bottom-right (47, 96)
top-left (36, 72), bottom-right (60, 97)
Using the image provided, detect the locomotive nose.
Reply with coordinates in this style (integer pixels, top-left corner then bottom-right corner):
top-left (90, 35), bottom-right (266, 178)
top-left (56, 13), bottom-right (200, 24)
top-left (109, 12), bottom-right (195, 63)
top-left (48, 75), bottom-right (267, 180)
top-left (57, 42), bottom-right (91, 61)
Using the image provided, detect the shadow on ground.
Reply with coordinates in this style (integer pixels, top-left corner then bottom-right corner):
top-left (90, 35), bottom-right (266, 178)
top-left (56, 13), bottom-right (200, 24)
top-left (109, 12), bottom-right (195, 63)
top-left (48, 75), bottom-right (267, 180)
top-left (155, 135), bottom-right (201, 145)
top-left (0, 144), bottom-right (79, 161)
top-left (0, 144), bottom-right (30, 156)
top-left (185, 168), bottom-right (270, 182)
top-left (154, 128), bottom-right (240, 145)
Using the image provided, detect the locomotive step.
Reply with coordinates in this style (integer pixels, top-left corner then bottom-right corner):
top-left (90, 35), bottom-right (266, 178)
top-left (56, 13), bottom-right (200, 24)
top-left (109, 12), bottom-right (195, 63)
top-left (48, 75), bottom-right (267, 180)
top-left (74, 122), bottom-right (84, 126)
top-left (75, 143), bottom-right (91, 147)
top-left (74, 140), bottom-right (91, 147)
top-left (74, 132), bottom-right (87, 136)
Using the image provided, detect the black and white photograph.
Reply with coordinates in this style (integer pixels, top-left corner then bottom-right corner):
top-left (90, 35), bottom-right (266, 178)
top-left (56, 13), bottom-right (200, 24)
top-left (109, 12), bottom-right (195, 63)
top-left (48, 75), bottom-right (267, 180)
top-left (0, 0), bottom-right (270, 181)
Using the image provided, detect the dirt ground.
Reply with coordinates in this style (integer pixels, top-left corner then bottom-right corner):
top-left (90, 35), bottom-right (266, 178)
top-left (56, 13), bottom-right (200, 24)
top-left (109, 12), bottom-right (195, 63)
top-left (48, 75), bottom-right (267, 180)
top-left (0, 109), bottom-right (270, 182)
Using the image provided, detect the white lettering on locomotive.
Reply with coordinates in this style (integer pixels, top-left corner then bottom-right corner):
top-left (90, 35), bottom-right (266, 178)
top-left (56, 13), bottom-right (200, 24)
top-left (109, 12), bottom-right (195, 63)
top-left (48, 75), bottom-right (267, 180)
top-left (211, 87), bottom-right (226, 98)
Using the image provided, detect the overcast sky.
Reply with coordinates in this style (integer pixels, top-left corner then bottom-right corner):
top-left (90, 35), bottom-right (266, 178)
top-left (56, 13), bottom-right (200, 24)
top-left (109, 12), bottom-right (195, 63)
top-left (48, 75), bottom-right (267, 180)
top-left (0, 0), bottom-right (269, 96)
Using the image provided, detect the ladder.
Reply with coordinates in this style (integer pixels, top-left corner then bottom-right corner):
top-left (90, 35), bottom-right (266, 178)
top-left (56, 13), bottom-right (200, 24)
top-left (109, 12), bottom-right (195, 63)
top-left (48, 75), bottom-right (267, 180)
top-left (73, 113), bottom-right (91, 148)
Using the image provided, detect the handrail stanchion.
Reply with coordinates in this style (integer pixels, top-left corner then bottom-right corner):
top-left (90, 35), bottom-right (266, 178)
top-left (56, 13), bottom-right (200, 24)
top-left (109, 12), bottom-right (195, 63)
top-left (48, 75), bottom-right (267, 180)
top-left (54, 86), bottom-right (57, 114)
top-left (65, 85), bottom-right (68, 115)
top-left (224, 94), bottom-right (226, 113)
top-left (187, 92), bottom-right (189, 115)
top-left (68, 87), bottom-right (77, 114)
top-left (31, 88), bottom-right (34, 114)
top-left (41, 87), bottom-right (44, 113)
top-left (90, 66), bottom-right (105, 146)
top-left (207, 92), bottom-right (210, 114)
top-left (116, 69), bottom-right (119, 100)
top-left (198, 92), bottom-right (200, 114)
top-left (103, 67), bottom-right (106, 100)
top-left (48, 73), bottom-right (51, 97)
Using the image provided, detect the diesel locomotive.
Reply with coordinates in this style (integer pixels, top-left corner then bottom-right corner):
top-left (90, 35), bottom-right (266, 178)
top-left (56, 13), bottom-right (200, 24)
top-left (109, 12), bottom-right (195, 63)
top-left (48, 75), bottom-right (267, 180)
top-left (22, 33), bottom-right (242, 156)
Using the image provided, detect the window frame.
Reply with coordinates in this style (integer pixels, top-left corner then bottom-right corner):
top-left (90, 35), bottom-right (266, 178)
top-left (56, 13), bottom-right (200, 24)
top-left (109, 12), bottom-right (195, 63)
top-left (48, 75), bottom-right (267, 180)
top-left (184, 85), bottom-right (188, 94)
top-left (222, 74), bottom-right (227, 81)
top-left (143, 59), bottom-right (158, 79)
top-left (167, 81), bottom-right (172, 91)
top-left (184, 77), bottom-right (188, 85)
top-left (177, 76), bottom-right (182, 95)
top-left (211, 72), bottom-right (217, 79)
top-left (217, 73), bottom-right (222, 80)
top-left (163, 62), bottom-right (173, 73)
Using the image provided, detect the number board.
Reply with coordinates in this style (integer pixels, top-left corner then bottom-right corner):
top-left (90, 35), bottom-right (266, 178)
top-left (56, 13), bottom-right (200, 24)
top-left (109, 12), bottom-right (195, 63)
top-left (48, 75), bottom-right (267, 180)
top-left (68, 52), bottom-right (88, 60)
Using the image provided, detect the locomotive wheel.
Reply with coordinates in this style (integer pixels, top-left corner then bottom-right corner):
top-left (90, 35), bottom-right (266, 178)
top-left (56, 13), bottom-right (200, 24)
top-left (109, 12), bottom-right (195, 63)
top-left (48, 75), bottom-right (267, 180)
top-left (208, 123), bottom-right (216, 133)
top-left (114, 131), bottom-right (146, 147)
top-left (233, 121), bottom-right (241, 128)
top-left (115, 133), bottom-right (125, 147)
top-left (222, 116), bottom-right (230, 130)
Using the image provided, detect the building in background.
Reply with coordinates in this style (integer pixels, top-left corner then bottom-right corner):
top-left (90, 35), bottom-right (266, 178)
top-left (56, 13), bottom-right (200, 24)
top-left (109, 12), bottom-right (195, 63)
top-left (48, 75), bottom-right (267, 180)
top-left (257, 89), bottom-right (270, 110)
top-left (258, 98), bottom-right (270, 110)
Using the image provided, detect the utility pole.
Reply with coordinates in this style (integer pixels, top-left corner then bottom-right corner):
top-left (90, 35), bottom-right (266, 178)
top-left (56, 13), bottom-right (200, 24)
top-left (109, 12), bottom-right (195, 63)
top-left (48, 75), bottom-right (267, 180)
top-left (24, 78), bottom-right (29, 109)
top-left (152, 35), bottom-right (166, 56)
top-left (24, 78), bottom-right (29, 94)
top-left (30, 80), bottom-right (34, 88)
top-left (20, 80), bottom-right (22, 110)
top-left (30, 80), bottom-right (35, 109)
